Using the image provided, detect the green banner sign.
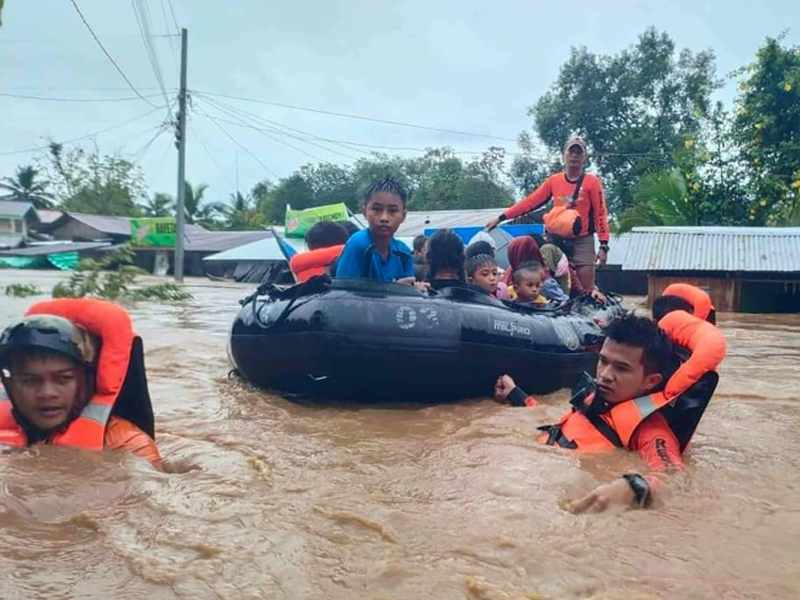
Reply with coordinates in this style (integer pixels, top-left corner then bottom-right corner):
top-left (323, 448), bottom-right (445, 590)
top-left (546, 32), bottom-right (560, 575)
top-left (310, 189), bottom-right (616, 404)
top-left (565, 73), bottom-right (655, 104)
top-left (130, 218), bottom-right (177, 247)
top-left (284, 203), bottom-right (349, 238)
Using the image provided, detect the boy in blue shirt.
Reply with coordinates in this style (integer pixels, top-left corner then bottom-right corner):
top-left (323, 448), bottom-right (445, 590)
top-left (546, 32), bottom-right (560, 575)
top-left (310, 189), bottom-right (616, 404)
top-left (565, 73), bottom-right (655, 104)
top-left (335, 177), bottom-right (416, 283)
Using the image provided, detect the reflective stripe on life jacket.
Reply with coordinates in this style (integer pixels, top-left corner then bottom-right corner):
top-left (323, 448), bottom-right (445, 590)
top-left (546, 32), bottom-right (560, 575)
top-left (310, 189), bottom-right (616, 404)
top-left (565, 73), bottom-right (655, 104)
top-left (289, 245), bottom-right (344, 283)
top-left (663, 283), bottom-right (716, 323)
top-left (0, 298), bottom-right (135, 449)
top-left (538, 310), bottom-right (726, 453)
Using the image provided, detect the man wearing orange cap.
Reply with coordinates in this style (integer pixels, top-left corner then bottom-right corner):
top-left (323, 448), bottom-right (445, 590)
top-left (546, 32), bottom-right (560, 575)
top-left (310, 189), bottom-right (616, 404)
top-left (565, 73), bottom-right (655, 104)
top-left (486, 137), bottom-right (610, 291)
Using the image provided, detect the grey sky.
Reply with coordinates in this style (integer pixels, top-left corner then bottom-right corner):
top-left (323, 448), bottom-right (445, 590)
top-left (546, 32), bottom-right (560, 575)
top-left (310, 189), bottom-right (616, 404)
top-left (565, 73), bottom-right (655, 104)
top-left (1, 0), bottom-right (797, 205)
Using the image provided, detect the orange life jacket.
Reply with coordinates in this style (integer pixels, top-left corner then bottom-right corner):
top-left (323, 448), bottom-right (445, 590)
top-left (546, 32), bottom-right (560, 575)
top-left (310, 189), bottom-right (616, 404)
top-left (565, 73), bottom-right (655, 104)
top-left (662, 283), bottom-right (716, 324)
top-left (538, 310), bottom-right (727, 452)
top-left (0, 298), bottom-right (136, 449)
top-left (289, 245), bottom-right (344, 283)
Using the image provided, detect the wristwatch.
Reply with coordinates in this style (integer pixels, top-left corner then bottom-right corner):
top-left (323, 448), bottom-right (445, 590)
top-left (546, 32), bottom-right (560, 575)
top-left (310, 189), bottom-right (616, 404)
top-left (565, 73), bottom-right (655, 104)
top-left (622, 473), bottom-right (651, 508)
top-left (599, 243), bottom-right (610, 253)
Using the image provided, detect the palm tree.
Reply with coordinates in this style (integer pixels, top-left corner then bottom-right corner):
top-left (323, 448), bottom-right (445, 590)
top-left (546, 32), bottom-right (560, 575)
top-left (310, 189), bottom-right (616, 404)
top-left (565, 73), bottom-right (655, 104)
top-left (222, 191), bottom-right (266, 230)
top-left (183, 181), bottom-right (225, 229)
top-left (139, 192), bottom-right (175, 217)
top-left (0, 165), bottom-right (55, 209)
top-left (616, 169), bottom-right (701, 234)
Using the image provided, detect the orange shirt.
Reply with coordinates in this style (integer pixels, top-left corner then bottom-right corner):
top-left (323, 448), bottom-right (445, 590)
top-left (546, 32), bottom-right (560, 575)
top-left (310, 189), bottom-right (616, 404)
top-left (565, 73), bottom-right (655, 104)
top-left (504, 172), bottom-right (610, 243)
top-left (104, 416), bottom-right (163, 468)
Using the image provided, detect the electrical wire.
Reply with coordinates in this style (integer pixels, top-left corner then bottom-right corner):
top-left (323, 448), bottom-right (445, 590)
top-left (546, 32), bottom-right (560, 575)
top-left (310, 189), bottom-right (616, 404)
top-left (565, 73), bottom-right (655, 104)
top-left (192, 103), bottom-right (279, 179)
top-left (67, 0), bottom-right (160, 108)
top-left (0, 106), bottom-right (164, 156)
top-left (192, 89), bottom-right (519, 143)
top-left (196, 95), bottom-right (359, 161)
top-left (131, 0), bottom-right (173, 115)
top-left (0, 91), bottom-right (165, 102)
top-left (195, 92), bottom-right (524, 158)
top-left (190, 122), bottom-right (237, 189)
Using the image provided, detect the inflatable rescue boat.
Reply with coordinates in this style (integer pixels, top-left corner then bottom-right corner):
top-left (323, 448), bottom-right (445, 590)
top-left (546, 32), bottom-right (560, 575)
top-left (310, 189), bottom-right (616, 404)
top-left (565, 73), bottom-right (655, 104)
top-left (229, 277), bottom-right (625, 403)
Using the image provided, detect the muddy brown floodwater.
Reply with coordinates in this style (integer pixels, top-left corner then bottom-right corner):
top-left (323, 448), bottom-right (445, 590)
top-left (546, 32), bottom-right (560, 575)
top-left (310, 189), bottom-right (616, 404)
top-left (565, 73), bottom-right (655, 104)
top-left (1, 270), bottom-right (799, 600)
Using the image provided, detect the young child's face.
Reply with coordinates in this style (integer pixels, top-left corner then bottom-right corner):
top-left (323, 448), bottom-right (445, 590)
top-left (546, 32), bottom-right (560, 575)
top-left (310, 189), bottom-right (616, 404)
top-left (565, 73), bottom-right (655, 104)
top-left (470, 264), bottom-right (499, 294)
top-left (364, 192), bottom-right (406, 240)
top-left (515, 269), bottom-right (543, 301)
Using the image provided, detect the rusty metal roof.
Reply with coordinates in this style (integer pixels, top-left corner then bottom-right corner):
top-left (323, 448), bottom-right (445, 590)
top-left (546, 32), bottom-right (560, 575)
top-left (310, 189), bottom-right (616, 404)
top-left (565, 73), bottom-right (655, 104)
top-left (621, 227), bottom-right (800, 272)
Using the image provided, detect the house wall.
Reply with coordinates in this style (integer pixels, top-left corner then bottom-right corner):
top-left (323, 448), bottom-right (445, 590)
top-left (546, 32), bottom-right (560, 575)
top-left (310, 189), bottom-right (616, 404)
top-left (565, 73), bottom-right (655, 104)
top-left (596, 267), bottom-right (648, 296)
top-left (648, 273), bottom-right (800, 313)
top-left (52, 220), bottom-right (106, 241)
top-left (648, 275), bottom-right (739, 312)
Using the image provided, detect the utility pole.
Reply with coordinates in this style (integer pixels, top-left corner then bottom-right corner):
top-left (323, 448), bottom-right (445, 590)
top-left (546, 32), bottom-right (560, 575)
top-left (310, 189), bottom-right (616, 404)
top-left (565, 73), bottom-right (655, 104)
top-left (174, 27), bottom-right (188, 282)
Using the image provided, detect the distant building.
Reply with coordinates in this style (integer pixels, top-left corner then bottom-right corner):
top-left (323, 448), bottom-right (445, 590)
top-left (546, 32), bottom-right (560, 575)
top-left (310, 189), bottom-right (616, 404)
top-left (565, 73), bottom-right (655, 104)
top-left (597, 233), bottom-right (648, 296)
top-left (0, 200), bottom-right (39, 249)
top-left (623, 227), bottom-right (800, 313)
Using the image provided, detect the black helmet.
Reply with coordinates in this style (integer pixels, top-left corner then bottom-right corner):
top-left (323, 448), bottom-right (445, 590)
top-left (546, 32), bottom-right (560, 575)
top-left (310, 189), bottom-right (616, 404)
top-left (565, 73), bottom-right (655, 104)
top-left (0, 315), bottom-right (90, 367)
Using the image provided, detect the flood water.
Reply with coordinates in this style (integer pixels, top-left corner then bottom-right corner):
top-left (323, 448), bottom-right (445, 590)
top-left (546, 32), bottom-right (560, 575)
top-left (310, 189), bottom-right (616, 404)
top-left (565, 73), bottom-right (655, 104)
top-left (1, 270), bottom-right (799, 600)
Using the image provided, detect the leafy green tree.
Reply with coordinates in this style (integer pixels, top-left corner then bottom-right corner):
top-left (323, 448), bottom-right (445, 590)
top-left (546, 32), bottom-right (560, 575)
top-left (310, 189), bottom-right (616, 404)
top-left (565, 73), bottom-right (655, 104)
top-left (42, 142), bottom-right (146, 216)
top-left (732, 33), bottom-right (800, 225)
top-left (0, 165), bottom-right (55, 209)
top-left (529, 28), bottom-right (720, 213)
top-left (222, 191), bottom-right (265, 230)
top-left (183, 182), bottom-right (225, 229)
top-left (616, 169), bottom-right (702, 232)
top-left (139, 192), bottom-right (175, 217)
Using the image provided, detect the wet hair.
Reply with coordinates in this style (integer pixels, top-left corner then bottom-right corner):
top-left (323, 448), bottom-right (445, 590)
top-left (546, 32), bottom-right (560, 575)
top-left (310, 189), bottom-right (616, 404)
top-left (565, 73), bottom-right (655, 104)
top-left (530, 233), bottom-right (547, 248)
top-left (425, 229), bottom-right (465, 281)
top-left (363, 176), bottom-right (408, 207)
top-left (604, 312), bottom-right (673, 375)
top-left (413, 234), bottom-right (428, 253)
top-left (305, 221), bottom-right (349, 251)
top-left (512, 260), bottom-right (544, 286)
top-left (652, 294), bottom-right (695, 322)
top-left (466, 241), bottom-right (495, 259)
top-left (466, 253), bottom-right (497, 277)
top-left (335, 220), bottom-right (360, 239)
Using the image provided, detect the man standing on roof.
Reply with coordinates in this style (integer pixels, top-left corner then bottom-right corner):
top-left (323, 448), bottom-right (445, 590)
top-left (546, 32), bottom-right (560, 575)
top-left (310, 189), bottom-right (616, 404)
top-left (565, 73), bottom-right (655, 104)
top-left (485, 137), bottom-right (610, 291)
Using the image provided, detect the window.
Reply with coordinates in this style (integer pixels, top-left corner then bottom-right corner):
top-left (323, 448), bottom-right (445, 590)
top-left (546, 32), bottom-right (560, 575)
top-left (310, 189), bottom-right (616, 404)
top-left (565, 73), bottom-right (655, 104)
top-left (14, 219), bottom-right (23, 233)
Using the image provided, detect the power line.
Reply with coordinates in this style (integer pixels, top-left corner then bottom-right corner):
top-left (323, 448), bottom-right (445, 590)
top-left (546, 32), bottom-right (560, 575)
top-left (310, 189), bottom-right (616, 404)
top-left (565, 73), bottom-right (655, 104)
top-left (158, 0), bottom-right (179, 70)
top-left (192, 89), bottom-right (519, 143)
top-left (193, 103), bottom-right (279, 179)
top-left (196, 92), bottom-right (524, 158)
top-left (190, 122), bottom-right (237, 189)
top-left (165, 0), bottom-right (180, 32)
top-left (197, 95), bottom-right (360, 161)
top-left (0, 91), bottom-right (165, 102)
top-left (0, 106), bottom-right (164, 157)
top-left (67, 0), bottom-right (160, 108)
top-left (131, 0), bottom-right (173, 115)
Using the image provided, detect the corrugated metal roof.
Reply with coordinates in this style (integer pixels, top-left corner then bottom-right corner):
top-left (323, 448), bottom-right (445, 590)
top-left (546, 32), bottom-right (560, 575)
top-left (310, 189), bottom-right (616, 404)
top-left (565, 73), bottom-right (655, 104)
top-left (62, 213), bottom-right (133, 236)
top-left (0, 200), bottom-right (37, 220)
top-left (203, 235), bottom-right (306, 262)
top-left (184, 229), bottom-right (271, 253)
top-left (622, 227), bottom-right (800, 272)
top-left (0, 241), bottom-right (112, 257)
top-left (396, 209), bottom-right (508, 238)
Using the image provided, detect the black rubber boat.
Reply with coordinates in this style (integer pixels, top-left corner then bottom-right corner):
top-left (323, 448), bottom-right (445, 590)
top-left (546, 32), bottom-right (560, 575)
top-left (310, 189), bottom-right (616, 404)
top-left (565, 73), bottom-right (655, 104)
top-left (229, 278), bottom-right (626, 403)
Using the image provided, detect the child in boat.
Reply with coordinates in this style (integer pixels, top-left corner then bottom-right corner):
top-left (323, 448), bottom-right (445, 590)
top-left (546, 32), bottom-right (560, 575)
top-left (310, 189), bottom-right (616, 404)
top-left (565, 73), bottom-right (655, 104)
top-left (466, 241), bottom-right (509, 299)
top-left (425, 229), bottom-right (469, 291)
top-left (511, 261), bottom-right (548, 304)
top-left (290, 220), bottom-right (350, 283)
top-left (335, 177), bottom-right (415, 284)
top-left (466, 253), bottom-right (505, 299)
